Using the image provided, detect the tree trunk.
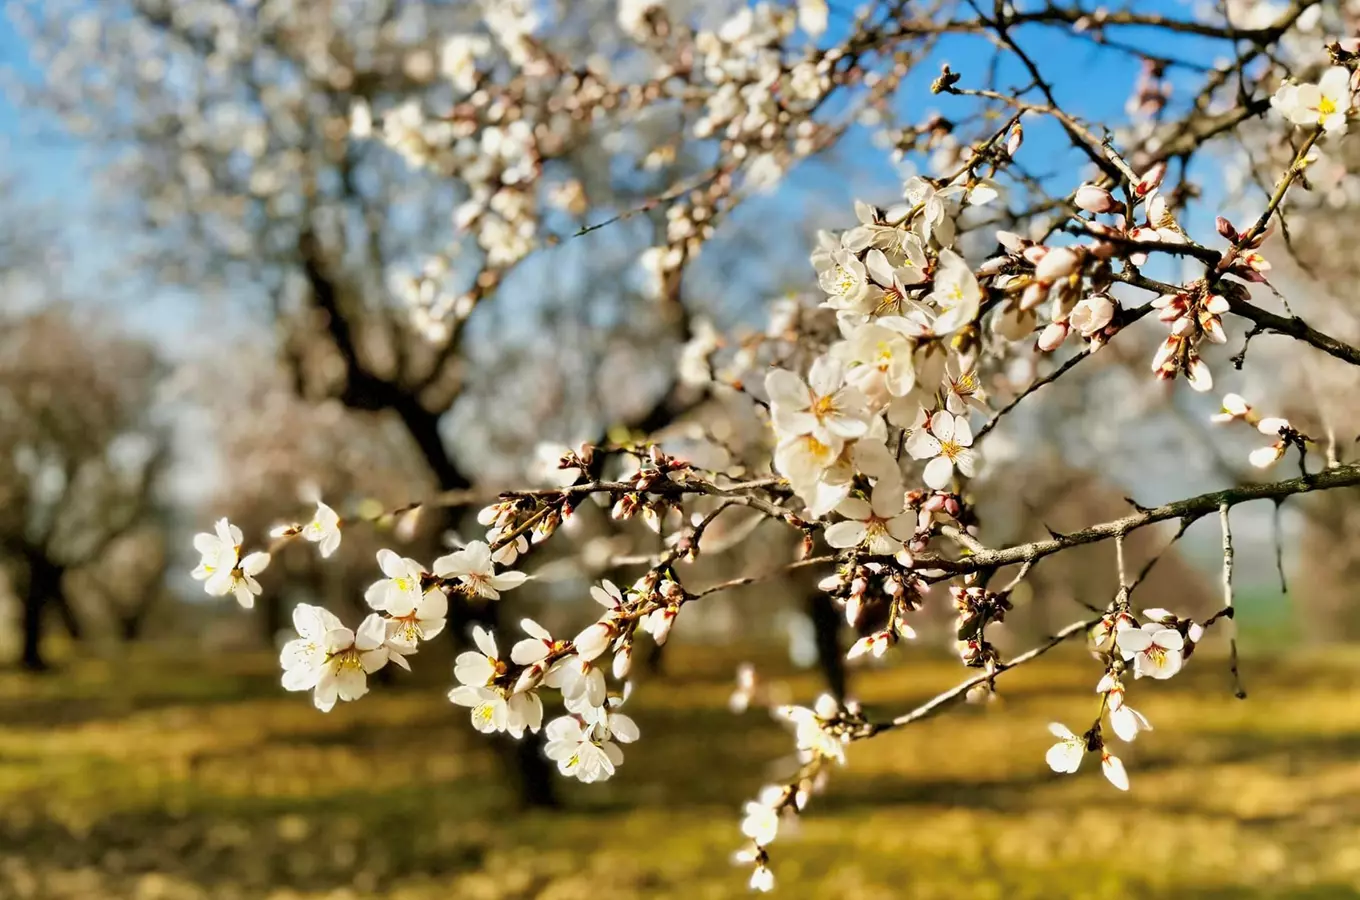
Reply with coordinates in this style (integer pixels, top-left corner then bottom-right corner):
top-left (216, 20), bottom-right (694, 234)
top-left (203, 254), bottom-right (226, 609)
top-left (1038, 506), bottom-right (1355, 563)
top-left (394, 401), bottom-right (557, 808)
top-left (300, 234), bottom-right (555, 807)
top-left (807, 591), bottom-right (847, 702)
top-left (118, 616), bottom-right (142, 643)
top-left (643, 639), bottom-right (666, 675)
top-left (20, 557), bottom-right (66, 673)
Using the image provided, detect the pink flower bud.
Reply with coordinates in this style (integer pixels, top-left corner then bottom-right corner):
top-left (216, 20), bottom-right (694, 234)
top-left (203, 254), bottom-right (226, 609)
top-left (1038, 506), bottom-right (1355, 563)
top-left (1074, 183), bottom-right (1119, 214)
top-left (1022, 245), bottom-right (1048, 266)
top-left (1151, 335), bottom-right (1179, 372)
top-left (1037, 321), bottom-right (1069, 352)
top-left (844, 593), bottom-right (863, 627)
top-left (1215, 216), bottom-right (1237, 240)
top-left (612, 644), bottom-right (633, 680)
top-left (645, 606), bottom-right (677, 645)
top-left (1257, 417), bottom-right (1291, 436)
top-left (1070, 294), bottom-right (1116, 336)
top-left (1200, 313), bottom-right (1227, 344)
top-left (977, 255), bottom-right (1009, 276)
top-left (1186, 356), bottom-right (1214, 393)
top-left (1006, 124), bottom-right (1023, 157)
top-left (1034, 246), bottom-right (1082, 283)
top-left (1135, 161), bottom-right (1167, 197)
top-left (1019, 281), bottom-right (1048, 311)
top-left (1249, 444), bottom-right (1285, 468)
top-left (515, 662), bottom-right (547, 694)
top-left (573, 620), bottom-right (617, 662)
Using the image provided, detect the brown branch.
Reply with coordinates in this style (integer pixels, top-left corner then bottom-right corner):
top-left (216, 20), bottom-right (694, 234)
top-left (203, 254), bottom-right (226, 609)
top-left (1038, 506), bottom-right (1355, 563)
top-left (916, 463), bottom-right (1360, 574)
top-left (867, 617), bottom-right (1098, 734)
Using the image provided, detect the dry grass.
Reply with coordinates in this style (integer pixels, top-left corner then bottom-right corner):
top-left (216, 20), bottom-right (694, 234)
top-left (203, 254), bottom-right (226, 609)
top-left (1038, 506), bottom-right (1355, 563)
top-left (2, 644), bottom-right (1359, 899)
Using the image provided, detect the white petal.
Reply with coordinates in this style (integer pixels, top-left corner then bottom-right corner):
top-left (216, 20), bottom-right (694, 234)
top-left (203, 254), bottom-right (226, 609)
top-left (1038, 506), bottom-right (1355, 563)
top-left (824, 520), bottom-right (868, 549)
top-left (1101, 754), bottom-right (1130, 791)
top-left (523, 619), bottom-right (555, 645)
top-left (922, 456), bottom-right (955, 490)
top-left (1046, 740), bottom-right (1083, 774)
top-left (471, 625), bottom-right (498, 659)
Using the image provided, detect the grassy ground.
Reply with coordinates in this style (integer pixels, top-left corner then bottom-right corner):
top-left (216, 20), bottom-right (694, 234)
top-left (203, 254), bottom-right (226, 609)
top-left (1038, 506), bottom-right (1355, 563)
top-left (2, 644), bottom-right (1360, 899)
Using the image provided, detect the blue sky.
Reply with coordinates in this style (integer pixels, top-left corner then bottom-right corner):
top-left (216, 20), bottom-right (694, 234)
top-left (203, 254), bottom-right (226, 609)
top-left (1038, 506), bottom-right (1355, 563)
top-left (0, 17), bottom-right (87, 210)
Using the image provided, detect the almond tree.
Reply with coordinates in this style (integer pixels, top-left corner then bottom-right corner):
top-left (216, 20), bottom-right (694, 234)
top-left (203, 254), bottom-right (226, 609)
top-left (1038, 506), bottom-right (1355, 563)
top-left (0, 307), bottom-right (168, 670)
top-left (17, 0), bottom-right (1360, 886)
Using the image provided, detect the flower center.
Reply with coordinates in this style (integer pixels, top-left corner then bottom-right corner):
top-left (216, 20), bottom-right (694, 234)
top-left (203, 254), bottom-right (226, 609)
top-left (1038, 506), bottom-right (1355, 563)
top-left (393, 616), bottom-right (421, 642)
top-left (800, 434), bottom-right (834, 463)
top-left (329, 648), bottom-right (364, 672)
top-left (811, 394), bottom-right (837, 419)
top-left (952, 370), bottom-right (979, 395)
top-left (875, 286), bottom-right (906, 316)
top-left (1318, 96), bottom-right (1337, 116)
top-left (940, 439), bottom-right (963, 460)
top-left (834, 267), bottom-right (856, 295)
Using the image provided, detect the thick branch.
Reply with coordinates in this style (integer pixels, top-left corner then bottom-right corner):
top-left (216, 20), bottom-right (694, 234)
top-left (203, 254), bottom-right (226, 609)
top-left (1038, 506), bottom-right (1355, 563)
top-left (918, 463), bottom-right (1360, 574)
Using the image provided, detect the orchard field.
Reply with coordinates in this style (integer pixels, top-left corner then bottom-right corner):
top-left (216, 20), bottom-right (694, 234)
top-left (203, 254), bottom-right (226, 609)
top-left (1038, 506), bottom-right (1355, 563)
top-left (3, 644), bottom-right (1359, 900)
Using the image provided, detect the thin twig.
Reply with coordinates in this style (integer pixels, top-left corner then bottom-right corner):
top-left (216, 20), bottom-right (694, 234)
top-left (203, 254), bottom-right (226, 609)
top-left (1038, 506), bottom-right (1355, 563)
top-left (869, 618), bottom-right (1098, 733)
top-left (1220, 504), bottom-right (1247, 699)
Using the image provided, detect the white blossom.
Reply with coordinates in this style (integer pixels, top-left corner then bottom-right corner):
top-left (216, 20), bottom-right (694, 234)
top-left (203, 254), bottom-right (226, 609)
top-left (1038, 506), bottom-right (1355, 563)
top-left (280, 603), bottom-right (342, 696)
top-left (905, 410), bottom-right (977, 489)
top-left (1098, 673), bottom-right (1153, 742)
top-left (776, 693), bottom-right (847, 764)
top-left (191, 518), bottom-right (270, 609)
top-left (942, 361), bottom-right (988, 414)
top-left (282, 612), bottom-right (389, 713)
top-left (1276, 66), bottom-right (1353, 134)
top-left (440, 35), bottom-right (490, 93)
top-left (741, 785), bottom-right (786, 845)
top-left (1045, 722), bottom-right (1085, 774)
top-left (300, 501), bottom-right (342, 558)
top-left (924, 249), bottom-right (981, 334)
top-left (546, 654), bottom-right (608, 712)
top-left (824, 480), bottom-right (913, 555)
top-left (384, 588), bottom-right (449, 650)
top-left (434, 541), bottom-right (529, 600)
top-left (543, 715), bottom-right (624, 782)
top-left (903, 176), bottom-right (962, 245)
top-left (1118, 624), bottom-right (1185, 680)
top-left (364, 549), bottom-right (427, 613)
top-left (797, 0), bottom-right (828, 35)
top-left (766, 356), bottom-right (872, 444)
top-left (814, 246), bottom-right (875, 315)
top-left (839, 317), bottom-right (919, 403)
top-left (511, 617), bottom-right (559, 666)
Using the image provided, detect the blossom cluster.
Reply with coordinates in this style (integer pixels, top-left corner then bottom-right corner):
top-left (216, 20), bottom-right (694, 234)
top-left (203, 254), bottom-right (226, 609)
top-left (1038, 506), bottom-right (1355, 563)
top-left (170, 3), bottom-right (1360, 886)
top-left (1048, 608), bottom-right (1207, 791)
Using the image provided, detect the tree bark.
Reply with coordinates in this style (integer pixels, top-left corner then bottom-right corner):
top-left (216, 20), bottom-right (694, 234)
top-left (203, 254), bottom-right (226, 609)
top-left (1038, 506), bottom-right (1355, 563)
top-left (393, 402), bottom-right (557, 807)
top-left (20, 557), bottom-right (66, 672)
top-left (807, 591), bottom-right (847, 703)
top-left (300, 231), bottom-right (555, 807)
